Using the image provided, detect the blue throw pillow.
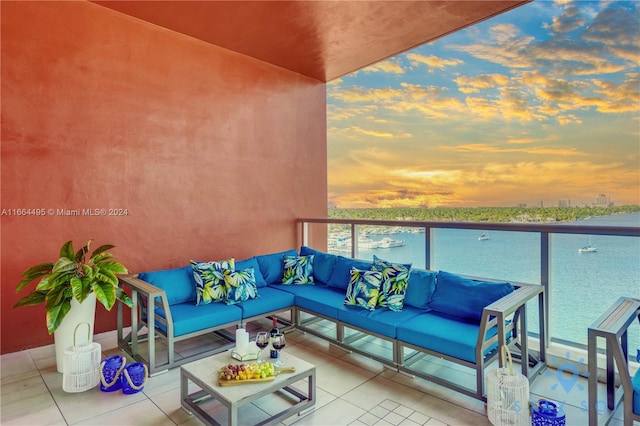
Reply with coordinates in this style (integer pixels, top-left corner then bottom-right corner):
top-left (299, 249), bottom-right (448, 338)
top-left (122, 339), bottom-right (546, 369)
top-left (344, 268), bottom-right (382, 311)
top-left (190, 258), bottom-right (235, 305)
top-left (282, 255), bottom-right (314, 285)
top-left (255, 249), bottom-right (298, 285)
top-left (138, 266), bottom-right (196, 305)
top-left (224, 268), bottom-right (259, 305)
top-left (327, 256), bottom-right (374, 291)
top-left (430, 270), bottom-right (514, 321)
top-left (235, 257), bottom-right (268, 288)
top-left (403, 268), bottom-right (436, 310)
top-left (300, 246), bottom-right (338, 285)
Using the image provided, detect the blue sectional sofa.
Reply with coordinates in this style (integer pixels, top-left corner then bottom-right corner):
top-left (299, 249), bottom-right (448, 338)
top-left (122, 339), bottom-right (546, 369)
top-left (117, 246), bottom-right (546, 401)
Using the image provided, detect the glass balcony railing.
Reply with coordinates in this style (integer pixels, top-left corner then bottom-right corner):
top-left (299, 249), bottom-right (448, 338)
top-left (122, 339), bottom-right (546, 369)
top-left (298, 216), bottom-right (640, 351)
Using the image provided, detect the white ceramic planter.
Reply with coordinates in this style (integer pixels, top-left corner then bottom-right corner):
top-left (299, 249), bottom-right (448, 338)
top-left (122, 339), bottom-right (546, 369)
top-left (53, 293), bottom-right (96, 373)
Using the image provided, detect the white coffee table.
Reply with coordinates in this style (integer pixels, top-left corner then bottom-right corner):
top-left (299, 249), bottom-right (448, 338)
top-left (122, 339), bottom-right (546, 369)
top-left (180, 350), bottom-right (316, 426)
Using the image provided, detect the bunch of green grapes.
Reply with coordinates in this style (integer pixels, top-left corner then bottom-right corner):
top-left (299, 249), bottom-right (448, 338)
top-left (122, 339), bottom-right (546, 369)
top-left (219, 362), bottom-right (276, 381)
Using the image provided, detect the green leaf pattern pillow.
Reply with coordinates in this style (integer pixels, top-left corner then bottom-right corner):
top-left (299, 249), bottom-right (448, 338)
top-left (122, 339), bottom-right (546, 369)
top-left (190, 258), bottom-right (235, 305)
top-left (372, 255), bottom-right (411, 312)
top-left (344, 268), bottom-right (382, 311)
top-left (224, 268), bottom-right (259, 305)
top-left (282, 255), bottom-right (315, 285)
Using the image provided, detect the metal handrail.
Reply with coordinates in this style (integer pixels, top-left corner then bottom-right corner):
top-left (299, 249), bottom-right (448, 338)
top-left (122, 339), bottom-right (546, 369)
top-left (298, 217), bottom-right (640, 347)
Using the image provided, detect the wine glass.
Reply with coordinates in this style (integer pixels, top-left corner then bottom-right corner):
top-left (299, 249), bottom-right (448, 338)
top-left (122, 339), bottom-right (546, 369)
top-left (255, 332), bottom-right (269, 362)
top-left (272, 333), bottom-right (286, 366)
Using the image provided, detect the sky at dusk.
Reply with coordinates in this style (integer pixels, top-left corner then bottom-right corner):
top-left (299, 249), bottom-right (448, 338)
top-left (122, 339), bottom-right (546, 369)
top-left (327, 0), bottom-right (640, 209)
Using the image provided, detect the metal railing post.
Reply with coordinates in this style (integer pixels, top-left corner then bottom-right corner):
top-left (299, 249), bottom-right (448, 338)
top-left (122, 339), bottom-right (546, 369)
top-left (540, 231), bottom-right (550, 348)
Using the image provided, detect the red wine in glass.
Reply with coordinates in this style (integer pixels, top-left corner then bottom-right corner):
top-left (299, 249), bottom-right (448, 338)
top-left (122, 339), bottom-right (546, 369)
top-left (272, 333), bottom-right (286, 365)
top-left (255, 332), bottom-right (269, 362)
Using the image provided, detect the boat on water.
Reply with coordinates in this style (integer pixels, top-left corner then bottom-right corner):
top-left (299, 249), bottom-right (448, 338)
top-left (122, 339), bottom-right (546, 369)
top-left (478, 233), bottom-right (489, 241)
top-left (578, 245), bottom-right (597, 253)
top-left (358, 235), bottom-right (382, 249)
top-left (578, 236), bottom-right (597, 253)
top-left (378, 237), bottom-right (405, 248)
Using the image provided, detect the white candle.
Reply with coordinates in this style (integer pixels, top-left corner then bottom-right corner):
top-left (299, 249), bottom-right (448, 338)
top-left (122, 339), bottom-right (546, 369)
top-left (235, 328), bottom-right (249, 355)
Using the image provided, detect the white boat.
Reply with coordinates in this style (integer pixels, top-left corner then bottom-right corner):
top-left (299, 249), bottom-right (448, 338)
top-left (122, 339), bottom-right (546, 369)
top-left (358, 236), bottom-right (382, 249)
top-left (478, 233), bottom-right (489, 241)
top-left (578, 245), bottom-right (597, 253)
top-left (578, 237), bottom-right (597, 253)
top-left (378, 237), bottom-right (405, 248)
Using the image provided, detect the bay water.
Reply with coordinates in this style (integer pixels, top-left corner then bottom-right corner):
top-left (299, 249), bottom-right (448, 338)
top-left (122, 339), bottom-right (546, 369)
top-left (351, 214), bottom-right (640, 348)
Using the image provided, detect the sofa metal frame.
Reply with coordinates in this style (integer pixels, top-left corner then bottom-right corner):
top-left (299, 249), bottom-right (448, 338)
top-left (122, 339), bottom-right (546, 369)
top-left (117, 273), bottom-right (546, 401)
top-left (295, 281), bottom-right (546, 401)
top-left (398, 282), bottom-right (546, 401)
top-left (117, 274), bottom-right (295, 375)
top-left (588, 297), bottom-right (640, 426)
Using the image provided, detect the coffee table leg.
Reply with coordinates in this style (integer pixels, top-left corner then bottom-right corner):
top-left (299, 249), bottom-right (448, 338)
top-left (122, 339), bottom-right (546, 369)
top-left (229, 404), bottom-right (238, 426)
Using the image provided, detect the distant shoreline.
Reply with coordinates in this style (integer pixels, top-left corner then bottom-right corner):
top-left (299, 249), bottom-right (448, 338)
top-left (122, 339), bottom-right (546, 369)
top-left (328, 205), bottom-right (640, 224)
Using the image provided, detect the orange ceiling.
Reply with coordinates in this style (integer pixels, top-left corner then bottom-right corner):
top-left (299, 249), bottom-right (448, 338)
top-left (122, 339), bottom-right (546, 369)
top-left (93, 1), bottom-right (529, 82)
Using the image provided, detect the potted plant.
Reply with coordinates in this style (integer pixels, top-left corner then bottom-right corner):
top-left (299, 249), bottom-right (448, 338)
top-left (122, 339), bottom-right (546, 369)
top-left (14, 240), bottom-right (133, 371)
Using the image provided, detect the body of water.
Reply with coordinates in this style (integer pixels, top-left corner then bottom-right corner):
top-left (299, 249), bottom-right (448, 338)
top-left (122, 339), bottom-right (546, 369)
top-left (339, 213), bottom-right (640, 347)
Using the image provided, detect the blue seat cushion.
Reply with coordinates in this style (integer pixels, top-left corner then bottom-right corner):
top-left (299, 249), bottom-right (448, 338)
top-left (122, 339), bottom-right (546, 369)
top-left (255, 249), bottom-right (298, 285)
top-left (327, 256), bottom-right (374, 291)
top-left (299, 246), bottom-right (338, 285)
top-left (396, 312), bottom-right (498, 363)
top-left (235, 257), bottom-right (268, 287)
top-left (404, 268), bottom-right (436, 310)
top-left (155, 302), bottom-right (243, 337)
top-left (632, 367), bottom-right (640, 415)
top-left (272, 284), bottom-right (344, 319)
top-left (138, 266), bottom-right (196, 305)
top-left (430, 271), bottom-right (514, 321)
top-left (236, 286), bottom-right (295, 319)
top-left (337, 305), bottom-right (423, 338)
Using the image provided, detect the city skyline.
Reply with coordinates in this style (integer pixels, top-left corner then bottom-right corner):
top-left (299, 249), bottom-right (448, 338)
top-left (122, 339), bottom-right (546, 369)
top-left (327, 0), bottom-right (640, 208)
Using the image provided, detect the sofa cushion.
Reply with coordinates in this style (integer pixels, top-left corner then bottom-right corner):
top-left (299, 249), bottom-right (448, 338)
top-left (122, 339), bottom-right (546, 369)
top-left (138, 265), bottom-right (196, 305)
top-left (430, 271), bottom-right (514, 321)
top-left (190, 258), bottom-right (235, 305)
top-left (344, 268), bottom-right (382, 311)
top-left (272, 284), bottom-right (344, 319)
top-left (299, 246), bottom-right (338, 285)
top-left (236, 286), bottom-right (295, 319)
top-left (403, 268), bottom-right (436, 310)
top-left (327, 256), bottom-right (374, 291)
top-left (396, 311), bottom-right (499, 363)
top-left (235, 257), bottom-right (268, 288)
top-left (337, 304), bottom-right (424, 338)
top-left (255, 249), bottom-right (298, 285)
top-left (372, 255), bottom-right (411, 312)
top-left (224, 268), bottom-right (259, 305)
top-left (632, 367), bottom-right (640, 415)
top-left (282, 255), bottom-right (314, 285)
top-left (155, 302), bottom-right (243, 337)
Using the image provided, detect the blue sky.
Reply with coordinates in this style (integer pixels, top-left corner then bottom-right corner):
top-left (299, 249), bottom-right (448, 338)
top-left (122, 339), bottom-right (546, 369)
top-left (327, 0), bottom-right (640, 208)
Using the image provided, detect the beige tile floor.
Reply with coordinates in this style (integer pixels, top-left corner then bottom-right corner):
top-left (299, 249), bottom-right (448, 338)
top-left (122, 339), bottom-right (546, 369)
top-left (0, 326), bottom-right (632, 426)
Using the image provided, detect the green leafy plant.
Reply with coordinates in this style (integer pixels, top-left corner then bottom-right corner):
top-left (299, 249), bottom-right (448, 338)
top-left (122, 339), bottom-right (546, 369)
top-left (14, 240), bottom-right (134, 334)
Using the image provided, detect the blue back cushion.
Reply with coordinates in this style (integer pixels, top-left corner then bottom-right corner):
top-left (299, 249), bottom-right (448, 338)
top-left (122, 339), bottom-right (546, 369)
top-left (430, 270), bottom-right (514, 321)
top-left (404, 268), bottom-right (436, 310)
top-left (235, 257), bottom-right (268, 288)
top-left (138, 266), bottom-right (197, 305)
top-left (299, 246), bottom-right (338, 285)
top-left (255, 249), bottom-right (298, 285)
top-left (327, 256), bottom-right (374, 291)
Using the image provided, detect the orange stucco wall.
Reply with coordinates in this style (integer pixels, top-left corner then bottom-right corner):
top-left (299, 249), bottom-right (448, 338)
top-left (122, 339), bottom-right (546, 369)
top-left (1, 1), bottom-right (327, 353)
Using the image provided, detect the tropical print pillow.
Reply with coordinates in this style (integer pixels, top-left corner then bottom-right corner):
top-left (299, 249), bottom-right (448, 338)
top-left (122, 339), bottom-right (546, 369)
top-left (372, 255), bottom-right (411, 312)
top-left (344, 267), bottom-right (382, 311)
top-left (282, 255), bottom-right (315, 285)
top-left (224, 267), bottom-right (259, 305)
top-left (190, 258), bottom-right (235, 305)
